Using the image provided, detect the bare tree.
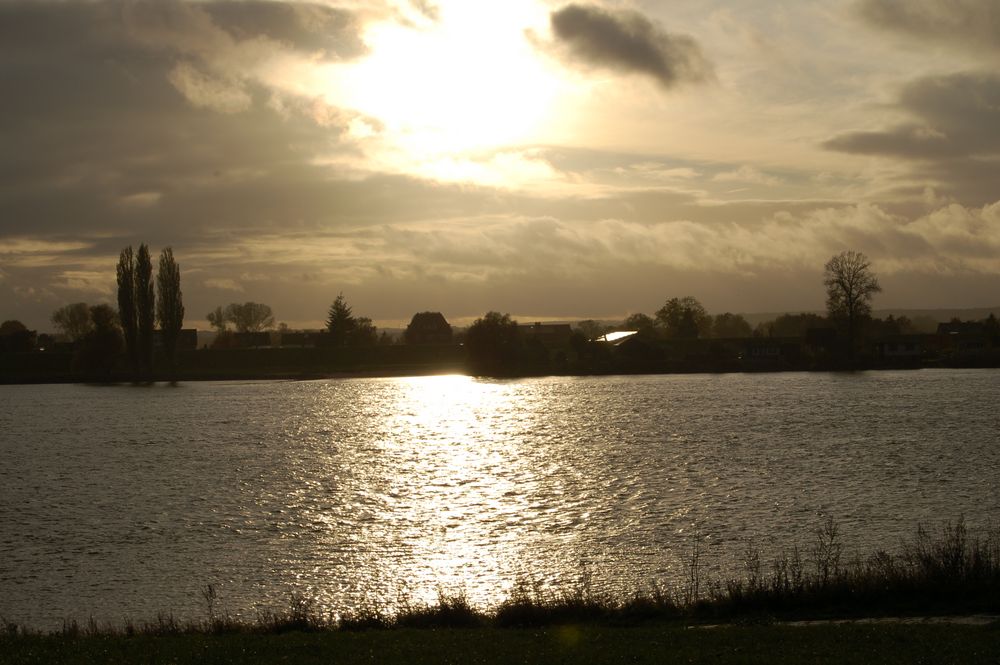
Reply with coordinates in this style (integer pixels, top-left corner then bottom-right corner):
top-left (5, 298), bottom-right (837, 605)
top-left (225, 302), bottom-right (274, 333)
top-left (206, 306), bottom-right (228, 333)
top-left (156, 247), bottom-right (184, 366)
top-left (823, 250), bottom-right (881, 360)
top-left (51, 302), bottom-right (94, 342)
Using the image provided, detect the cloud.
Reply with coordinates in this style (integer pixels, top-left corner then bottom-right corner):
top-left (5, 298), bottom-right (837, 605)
top-left (713, 166), bottom-right (782, 187)
top-left (825, 72), bottom-right (1000, 160)
top-left (203, 278), bottom-right (244, 292)
top-left (823, 71), bottom-right (1000, 203)
top-left (167, 61), bottom-right (252, 113)
top-left (856, 0), bottom-right (1000, 55)
top-left (200, 1), bottom-right (365, 60)
top-left (548, 3), bottom-right (713, 88)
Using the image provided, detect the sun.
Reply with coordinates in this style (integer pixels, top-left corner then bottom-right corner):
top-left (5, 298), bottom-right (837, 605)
top-left (328, 1), bottom-right (564, 160)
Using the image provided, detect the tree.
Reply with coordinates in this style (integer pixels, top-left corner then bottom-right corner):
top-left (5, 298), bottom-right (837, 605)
top-left (136, 244), bottom-right (155, 373)
top-left (710, 312), bottom-right (753, 338)
top-left (206, 306), bottom-right (228, 333)
top-left (74, 304), bottom-right (123, 378)
top-left (325, 293), bottom-right (355, 345)
top-left (655, 297), bottom-right (711, 339)
top-left (0, 320), bottom-right (35, 353)
top-left (117, 246), bottom-right (138, 372)
top-left (755, 313), bottom-right (829, 338)
top-left (622, 313), bottom-right (657, 339)
top-left (984, 313), bottom-right (1000, 343)
top-left (575, 319), bottom-right (608, 340)
top-left (465, 311), bottom-right (521, 375)
top-left (51, 303), bottom-right (93, 342)
top-left (156, 247), bottom-right (184, 366)
top-left (351, 316), bottom-right (378, 346)
top-left (823, 250), bottom-right (881, 359)
top-left (224, 302), bottom-right (274, 333)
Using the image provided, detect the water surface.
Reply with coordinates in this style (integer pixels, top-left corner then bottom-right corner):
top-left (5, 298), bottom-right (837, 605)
top-left (1, 371), bottom-right (998, 628)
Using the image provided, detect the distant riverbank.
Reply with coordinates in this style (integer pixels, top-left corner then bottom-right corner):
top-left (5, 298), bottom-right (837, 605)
top-left (3, 342), bottom-right (999, 385)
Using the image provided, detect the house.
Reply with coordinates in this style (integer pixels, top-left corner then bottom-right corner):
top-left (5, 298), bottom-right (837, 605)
top-left (404, 312), bottom-right (453, 345)
top-left (278, 331), bottom-right (324, 348)
top-left (741, 338), bottom-right (801, 367)
top-left (518, 322), bottom-right (573, 347)
top-left (232, 332), bottom-right (272, 348)
top-left (873, 334), bottom-right (924, 359)
top-left (936, 321), bottom-right (990, 355)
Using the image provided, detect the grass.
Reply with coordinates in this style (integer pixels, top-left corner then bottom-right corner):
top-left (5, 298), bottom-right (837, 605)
top-left (2, 519), bottom-right (999, 663)
top-left (4, 623), bottom-right (1000, 664)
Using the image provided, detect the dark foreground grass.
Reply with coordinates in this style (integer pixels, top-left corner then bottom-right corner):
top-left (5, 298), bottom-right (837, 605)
top-left (3, 622), bottom-right (1000, 665)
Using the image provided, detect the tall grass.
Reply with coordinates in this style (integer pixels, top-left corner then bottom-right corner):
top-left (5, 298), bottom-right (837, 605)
top-left (3, 519), bottom-right (998, 638)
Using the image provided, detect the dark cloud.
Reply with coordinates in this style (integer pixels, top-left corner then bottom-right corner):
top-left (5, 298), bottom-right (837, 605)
top-left (549, 3), bottom-right (713, 88)
top-left (856, 0), bottom-right (1000, 54)
top-left (824, 72), bottom-right (1000, 203)
top-left (824, 72), bottom-right (1000, 159)
top-left (201, 1), bottom-right (365, 60)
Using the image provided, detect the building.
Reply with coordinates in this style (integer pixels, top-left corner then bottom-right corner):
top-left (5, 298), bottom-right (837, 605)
top-left (404, 312), bottom-right (453, 345)
top-left (518, 322), bottom-right (573, 347)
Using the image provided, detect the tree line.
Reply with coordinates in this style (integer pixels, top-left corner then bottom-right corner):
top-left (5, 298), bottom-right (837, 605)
top-left (7, 248), bottom-right (999, 378)
top-left (29, 245), bottom-right (184, 378)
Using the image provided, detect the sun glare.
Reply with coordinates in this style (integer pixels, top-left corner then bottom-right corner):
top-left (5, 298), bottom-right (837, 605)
top-left (330, 1), bottom-right (561, 160)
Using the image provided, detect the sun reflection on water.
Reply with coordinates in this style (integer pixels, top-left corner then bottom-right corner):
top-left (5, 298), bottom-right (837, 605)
top-left (345, 375), bottom-right (538, 609)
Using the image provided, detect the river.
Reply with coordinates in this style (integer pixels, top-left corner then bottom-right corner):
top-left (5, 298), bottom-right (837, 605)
top-left (1, 370), bottom-right (998, 629)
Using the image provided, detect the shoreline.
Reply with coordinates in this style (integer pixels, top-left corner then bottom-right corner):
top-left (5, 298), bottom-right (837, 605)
top-left (3, 360), bottom-right (998, 386)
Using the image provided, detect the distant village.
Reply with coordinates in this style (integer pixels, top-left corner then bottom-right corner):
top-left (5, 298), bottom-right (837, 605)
top-left (2, 302), bottom-right (999, 383)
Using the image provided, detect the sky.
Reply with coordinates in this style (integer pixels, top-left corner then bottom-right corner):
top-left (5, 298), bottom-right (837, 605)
top-left (1, 0), bottom-right (999, 331)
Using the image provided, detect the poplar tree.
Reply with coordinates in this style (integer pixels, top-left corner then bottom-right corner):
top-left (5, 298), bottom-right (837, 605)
top-left (116, 246), bottom-right (138, 373)
top-left (136, 244), bottom-right (155, 374)
top-left (156, 247), bottom-right (184, 366)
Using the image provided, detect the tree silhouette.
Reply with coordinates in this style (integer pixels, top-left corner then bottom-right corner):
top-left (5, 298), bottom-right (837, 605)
top-left (74, 304), bottom-right (123, 378)
top-left (51, 302), bottom-right (93, 342)
top-left (711, 312), bottom-right (752, 338)
top-left (206, 306), bottom-right (228, 333)
top-left (352, 316), bottom-right (378, 346)
top-left (156, 247), bottom-right (184, 367)
top-left (136, 244), bottom-right (155, 374)
top-left (326, 293), bottom-right (355, 346)
top-left (465, 311), bottom-right (521, 375)
top-left (224, 302), bottom-right (274, 333)
top-left (655, 296), bottom-right (710, 339)
top-left (116, 246), bottom-right (138, 372)
top-left (824, 250), bottom-right (881, 361)
top-left (623, 312), bottom-right (657, 339)
top-left (0, 320), bottom-right (35, 353)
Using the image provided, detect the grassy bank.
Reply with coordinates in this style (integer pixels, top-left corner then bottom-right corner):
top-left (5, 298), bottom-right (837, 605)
top-left (4, 622), bottom-right (1000, 665)
top-left (3, 520), bottom-right (998, 635)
